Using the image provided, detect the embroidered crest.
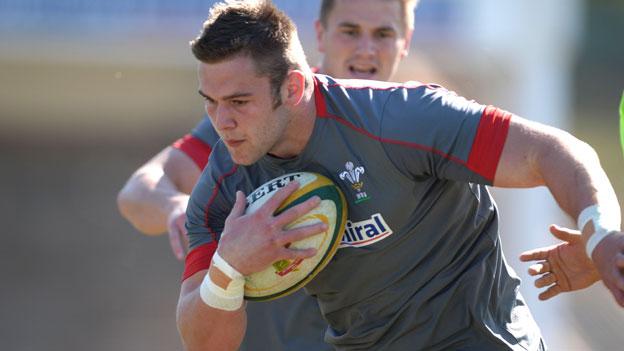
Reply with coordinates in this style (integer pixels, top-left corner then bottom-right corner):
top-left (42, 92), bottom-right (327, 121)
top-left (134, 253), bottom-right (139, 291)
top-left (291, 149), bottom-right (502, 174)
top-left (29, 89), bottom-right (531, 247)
top-left (339, 161), bottom-right (370, 203)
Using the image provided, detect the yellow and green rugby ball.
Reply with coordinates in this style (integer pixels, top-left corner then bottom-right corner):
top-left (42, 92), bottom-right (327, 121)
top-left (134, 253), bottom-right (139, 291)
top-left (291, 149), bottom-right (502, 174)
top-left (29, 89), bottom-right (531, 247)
top-left (243, 172), bottom-right (347, 301)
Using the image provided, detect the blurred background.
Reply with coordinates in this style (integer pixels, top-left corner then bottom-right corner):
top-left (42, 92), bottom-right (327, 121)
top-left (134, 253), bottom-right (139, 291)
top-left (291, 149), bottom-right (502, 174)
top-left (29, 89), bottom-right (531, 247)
top-left (1, 0), bottom-right (622, 350)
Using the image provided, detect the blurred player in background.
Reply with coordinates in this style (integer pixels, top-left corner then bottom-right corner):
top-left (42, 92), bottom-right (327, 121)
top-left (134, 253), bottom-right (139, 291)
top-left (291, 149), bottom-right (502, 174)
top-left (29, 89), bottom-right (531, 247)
top-left (117, 1), bottom-right (424, 349)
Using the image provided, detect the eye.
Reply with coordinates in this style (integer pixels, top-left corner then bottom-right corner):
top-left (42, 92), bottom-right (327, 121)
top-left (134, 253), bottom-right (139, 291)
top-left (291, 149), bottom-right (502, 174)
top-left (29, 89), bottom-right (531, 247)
top-left (375, 29), bottom-right (396, 39)
top-left (340, 28), bottom-right (359, 37)
top-left (231, 99), bottom-right (248, 107)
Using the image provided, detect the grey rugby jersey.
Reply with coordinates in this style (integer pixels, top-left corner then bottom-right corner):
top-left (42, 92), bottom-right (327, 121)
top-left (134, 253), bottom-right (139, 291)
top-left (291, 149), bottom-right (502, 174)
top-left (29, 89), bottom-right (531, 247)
top-left (185, 75), bottom-right (544, 350)
top-left (176, 117), bottom-right (330, 351)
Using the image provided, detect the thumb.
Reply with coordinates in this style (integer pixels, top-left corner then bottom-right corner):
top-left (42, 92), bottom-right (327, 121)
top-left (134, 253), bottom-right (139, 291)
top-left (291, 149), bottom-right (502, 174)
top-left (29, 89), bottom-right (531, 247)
top-left (549, 224), bottom-right (581, 243)
top-left (230, 190), bottom-right (247, 218)
top-left (168, 226), bottom-right (185, 261)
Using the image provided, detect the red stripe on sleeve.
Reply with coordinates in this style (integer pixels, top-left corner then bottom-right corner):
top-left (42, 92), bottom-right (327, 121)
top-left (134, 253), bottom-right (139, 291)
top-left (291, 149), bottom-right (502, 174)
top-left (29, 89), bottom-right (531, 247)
top-left (466, 106), bottom-right (512, 182)
top-left (172, 134), bottom-right (212, 170)
top-left (313, 76), bottom-right (329, 117)
top-left (182, 242), bottom-right (217, 281)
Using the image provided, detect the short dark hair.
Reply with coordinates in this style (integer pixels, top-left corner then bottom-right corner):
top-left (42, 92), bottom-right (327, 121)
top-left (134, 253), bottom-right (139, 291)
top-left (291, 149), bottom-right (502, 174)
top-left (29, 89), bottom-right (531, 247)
top-left (319, 0), bottom-right (419, 34)
top-left (191, 0), bottom-right (307, 107)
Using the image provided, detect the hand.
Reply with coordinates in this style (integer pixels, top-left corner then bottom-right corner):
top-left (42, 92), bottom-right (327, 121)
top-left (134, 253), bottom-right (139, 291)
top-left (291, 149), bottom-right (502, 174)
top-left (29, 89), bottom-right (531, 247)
top-left (519, 224), bottom-right (600, 301)
top-left (590, 231), bottom-right (624, 307)
top-left (166, 200), bottom-right (190, 261)
top-left (217, 181), bottom-right (327, 276)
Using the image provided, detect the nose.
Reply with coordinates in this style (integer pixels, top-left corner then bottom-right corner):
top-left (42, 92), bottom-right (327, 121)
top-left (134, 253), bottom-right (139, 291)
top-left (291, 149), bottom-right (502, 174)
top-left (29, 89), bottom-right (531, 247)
top-left (211, 104), bottom-right (237, 131)
top-left (355, 35), bottom-right (377, 58)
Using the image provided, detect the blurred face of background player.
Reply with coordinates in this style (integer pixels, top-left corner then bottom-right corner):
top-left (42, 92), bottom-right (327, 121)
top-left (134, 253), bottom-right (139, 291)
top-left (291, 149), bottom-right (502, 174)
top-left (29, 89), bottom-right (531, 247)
top-left (316, 0), bottom-right (413, 81)
top-left (198, 55), bottom-right (298, 166)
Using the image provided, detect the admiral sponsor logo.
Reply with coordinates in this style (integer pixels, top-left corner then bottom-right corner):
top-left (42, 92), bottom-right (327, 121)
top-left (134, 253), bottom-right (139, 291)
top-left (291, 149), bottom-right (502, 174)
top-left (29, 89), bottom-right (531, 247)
top-left (340, 213), bottom-right (393, 248)
top-left (339, 161), bottom-right (371, 203)
top-left (248, 173), bottom-right (301, 206)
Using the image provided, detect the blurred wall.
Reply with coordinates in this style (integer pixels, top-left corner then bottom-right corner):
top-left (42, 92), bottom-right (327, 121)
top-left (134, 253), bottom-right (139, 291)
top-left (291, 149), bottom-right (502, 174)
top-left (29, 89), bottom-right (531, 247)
top-left (1, 1), bottom-right (623, 350)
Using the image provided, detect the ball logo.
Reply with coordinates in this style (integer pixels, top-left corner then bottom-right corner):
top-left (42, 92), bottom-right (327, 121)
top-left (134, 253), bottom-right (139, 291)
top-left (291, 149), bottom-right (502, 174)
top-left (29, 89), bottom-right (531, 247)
top-left (271, 213), bottom-right (331, 277)
top-left (247, 173), bottom-right (302, 207)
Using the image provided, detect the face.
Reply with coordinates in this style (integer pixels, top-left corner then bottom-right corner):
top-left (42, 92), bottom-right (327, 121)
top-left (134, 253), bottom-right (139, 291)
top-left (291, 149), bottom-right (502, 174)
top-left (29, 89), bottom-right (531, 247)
top-left (198, 56), bottom-right (292, 165)
top-left (316, 0), bottom-right (412, 81)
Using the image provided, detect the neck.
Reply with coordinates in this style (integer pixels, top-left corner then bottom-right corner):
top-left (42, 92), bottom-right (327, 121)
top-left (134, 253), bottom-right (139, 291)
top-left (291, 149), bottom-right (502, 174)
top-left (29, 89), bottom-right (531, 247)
top-left (269, 75), bottom-right (317, 159)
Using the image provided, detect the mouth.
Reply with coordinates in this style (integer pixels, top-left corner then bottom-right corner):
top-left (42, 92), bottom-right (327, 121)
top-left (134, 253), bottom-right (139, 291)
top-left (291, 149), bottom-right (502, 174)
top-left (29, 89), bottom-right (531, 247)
top-left (348, 64), bottom-right (378, 79)
top-left (224, 139), bottom-right (245, 148)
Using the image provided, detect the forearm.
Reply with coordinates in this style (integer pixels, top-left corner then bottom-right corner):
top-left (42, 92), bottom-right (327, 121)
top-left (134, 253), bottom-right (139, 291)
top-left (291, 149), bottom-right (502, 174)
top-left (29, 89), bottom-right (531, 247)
top-left (117, 167), bottom-right (189, 235)
top-left (177, 272), bottom-right (247, 351)
top-left (534, 129), bottom-right (620, 232)
top-left (495, 118), bottom-right (620, 227)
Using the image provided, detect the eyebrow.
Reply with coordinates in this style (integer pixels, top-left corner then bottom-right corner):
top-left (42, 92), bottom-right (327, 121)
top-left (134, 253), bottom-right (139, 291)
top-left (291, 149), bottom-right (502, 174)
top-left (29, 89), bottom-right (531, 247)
top-left (198, 89), bottom-right (211, 100)
top-left (337, 22), bottom-right (361, 29)
top-left (338, 21), bottom-right (397, 33)
top-left (375, 26), bottom-right (397, 33)
top-left (198, 89), bottom-right (252, 101)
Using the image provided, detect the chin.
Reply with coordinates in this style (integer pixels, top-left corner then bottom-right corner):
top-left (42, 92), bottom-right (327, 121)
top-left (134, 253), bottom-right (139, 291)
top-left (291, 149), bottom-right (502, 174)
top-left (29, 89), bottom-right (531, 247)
top-left (230, 151), bottom-right (261, 166)
top-left (231, 155), bottom-right (253, 166)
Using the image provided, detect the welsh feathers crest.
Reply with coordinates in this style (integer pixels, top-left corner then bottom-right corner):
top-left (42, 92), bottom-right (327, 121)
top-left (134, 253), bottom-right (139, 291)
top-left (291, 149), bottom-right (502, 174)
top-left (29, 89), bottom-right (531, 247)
top-left (339, 161), bottom-right (370, 203)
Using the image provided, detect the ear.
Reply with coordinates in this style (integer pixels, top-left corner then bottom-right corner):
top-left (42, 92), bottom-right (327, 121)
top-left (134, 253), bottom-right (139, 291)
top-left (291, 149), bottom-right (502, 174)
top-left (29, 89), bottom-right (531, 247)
top-left (282, 70), bottom-right (306, 106)
top-left (400, 28), bottom-right (414, 58)
top-left (315, 20), bottom-right (326, 53)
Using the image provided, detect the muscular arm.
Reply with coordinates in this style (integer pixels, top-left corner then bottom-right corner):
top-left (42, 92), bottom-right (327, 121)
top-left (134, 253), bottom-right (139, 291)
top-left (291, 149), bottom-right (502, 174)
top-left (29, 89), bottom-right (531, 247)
top-left (177, 270), bottom-right (247, 351)
top-left (494, 115), bottom-right (624, 305)
top-left (117, 146), bottom-right (201, 234)
top-left (493, 115), bottom-right (620, 234)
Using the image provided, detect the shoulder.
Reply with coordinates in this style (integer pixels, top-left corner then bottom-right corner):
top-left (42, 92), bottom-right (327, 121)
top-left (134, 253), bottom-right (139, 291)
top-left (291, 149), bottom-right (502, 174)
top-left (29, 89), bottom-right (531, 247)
top-left (202, 140), bottom-right (239, 181)
top-left (313, 75), bottom-right (399, 132)
top-left (313, 74), bottom-right (469, 133)
top-left (191, 116), bottom-right (220, 146)
top-left (191, 142), bottom-right (239, 200)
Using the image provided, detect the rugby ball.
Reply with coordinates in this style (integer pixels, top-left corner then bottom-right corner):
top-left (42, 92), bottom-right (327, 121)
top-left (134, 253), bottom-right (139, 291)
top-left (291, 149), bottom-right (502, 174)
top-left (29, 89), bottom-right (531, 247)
top-left (243, 172), bottom-right (347, 301)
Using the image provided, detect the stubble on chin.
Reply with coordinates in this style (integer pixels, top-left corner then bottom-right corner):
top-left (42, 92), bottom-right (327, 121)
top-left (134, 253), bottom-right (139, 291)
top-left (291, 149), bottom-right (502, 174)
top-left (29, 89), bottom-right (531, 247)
top-left (229, 147), bottom-right (262, 166)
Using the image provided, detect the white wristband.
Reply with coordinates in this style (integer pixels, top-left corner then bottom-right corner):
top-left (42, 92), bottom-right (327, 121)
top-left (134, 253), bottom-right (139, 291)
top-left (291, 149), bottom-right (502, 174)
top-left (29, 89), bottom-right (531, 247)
top-left (199, 251), bottom-right (245, 311)
top-left (577, 205), bottom-right (620, 259)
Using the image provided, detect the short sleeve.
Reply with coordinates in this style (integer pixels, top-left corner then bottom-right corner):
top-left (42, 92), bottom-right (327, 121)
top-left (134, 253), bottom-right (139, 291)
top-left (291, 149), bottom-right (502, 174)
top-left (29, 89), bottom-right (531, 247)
top-left (379, 85), bottom-right (510, 184)
top-left (172, 116), bottom-right (220, 169)
top-left (182, 147), bottom-right (238, 280)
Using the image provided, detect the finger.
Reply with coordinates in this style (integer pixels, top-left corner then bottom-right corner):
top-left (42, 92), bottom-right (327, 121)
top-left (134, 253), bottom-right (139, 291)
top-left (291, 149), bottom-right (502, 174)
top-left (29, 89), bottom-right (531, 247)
top-left (273, 196), bottom-right (321, 227)
top-left (181, 223), bottom-right (190, 254)
top-left (549, 224), bottom-right (581, 243)
top-left (176, 216), bottom-right (190, 257)
top-left (262, 181), bottom-right (300, 215)
top-left (278, 247), bottom-right (318, 261)
top-left (276, 222), bottom-right (328, 246)
top-left (538, 284), bottom-right (562, 301)
top-left (615, 289), bottom-right (624, 308)
top-left (535, 273), bottom-right (557, 288)
top-left (168, 227), bottom-right (185, 261)
top-left (605, 281), bottom-right (624, 307)
top-left (616, 253), bottom-right (624, 269)
top-left (519, 248), bottom-right (549, 262)
top-left (528, 262), bottom-right (550, 276)
top-left (230, 190), bottom-right (247, 218)
top-left (613, 267), bottom-right (624, 291)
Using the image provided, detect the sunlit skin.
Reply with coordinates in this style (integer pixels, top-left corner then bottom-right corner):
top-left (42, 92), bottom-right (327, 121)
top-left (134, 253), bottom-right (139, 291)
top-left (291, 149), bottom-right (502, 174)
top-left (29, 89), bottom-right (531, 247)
top-left (198, 55), bottom-right (315, 165)
top-left (316, 0), bottom-right (412, 81)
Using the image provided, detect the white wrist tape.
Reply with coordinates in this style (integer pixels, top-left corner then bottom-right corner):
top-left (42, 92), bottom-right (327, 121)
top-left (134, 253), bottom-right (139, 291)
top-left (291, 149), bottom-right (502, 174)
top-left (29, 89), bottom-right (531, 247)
top-left (199, 251), bottom-right (245, 311)
top-left (578, 204), bottom-right (621, 259)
